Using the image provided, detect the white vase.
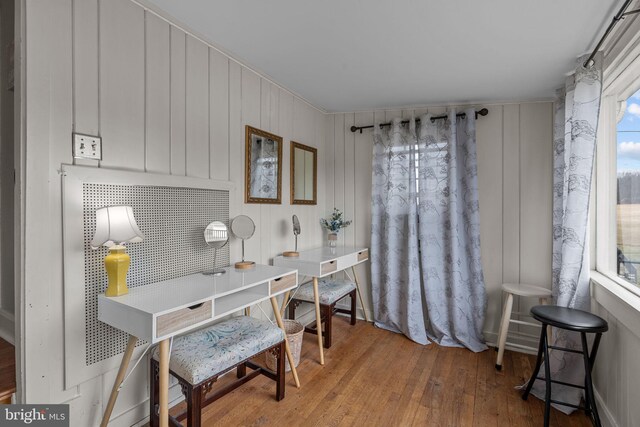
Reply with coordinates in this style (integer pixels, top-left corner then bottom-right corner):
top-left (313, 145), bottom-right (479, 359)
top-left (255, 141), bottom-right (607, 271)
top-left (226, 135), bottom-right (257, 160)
top-left (328, 232), bottom-right (338, 247)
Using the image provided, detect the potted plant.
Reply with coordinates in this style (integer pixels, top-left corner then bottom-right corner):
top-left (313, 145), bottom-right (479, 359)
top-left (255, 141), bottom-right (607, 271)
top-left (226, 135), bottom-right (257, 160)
top-left (320, 208), bottom-right (352, 247)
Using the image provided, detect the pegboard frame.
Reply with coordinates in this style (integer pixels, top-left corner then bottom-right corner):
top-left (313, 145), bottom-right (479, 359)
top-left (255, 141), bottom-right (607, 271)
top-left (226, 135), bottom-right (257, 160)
top-left (61, 165), bottom-right (235, 388)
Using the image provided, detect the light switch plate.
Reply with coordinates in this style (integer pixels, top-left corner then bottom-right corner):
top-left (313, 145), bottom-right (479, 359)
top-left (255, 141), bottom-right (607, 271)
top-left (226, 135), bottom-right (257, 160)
top-left (73, 133), bottom-right (102, 160)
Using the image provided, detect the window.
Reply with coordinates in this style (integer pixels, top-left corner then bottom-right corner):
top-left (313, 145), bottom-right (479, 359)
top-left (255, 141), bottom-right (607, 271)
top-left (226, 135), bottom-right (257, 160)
top-left (595, 62), bottom-right (640, 297)
top-left (616, 89), bottom-right (640, 288)
top-left (593, 27), bottom-right (640, 299)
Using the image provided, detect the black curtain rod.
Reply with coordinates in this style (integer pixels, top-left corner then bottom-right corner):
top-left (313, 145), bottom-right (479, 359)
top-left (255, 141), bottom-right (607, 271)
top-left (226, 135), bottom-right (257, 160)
top-left (349, 108), bottom-right (489, 134)
top-left (584, 0), bottom-right (637, 68)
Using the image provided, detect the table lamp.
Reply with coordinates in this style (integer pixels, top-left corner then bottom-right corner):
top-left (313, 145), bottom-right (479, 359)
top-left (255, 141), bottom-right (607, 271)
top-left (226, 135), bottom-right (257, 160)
top-left (91, 205), bottom-right (144, 297)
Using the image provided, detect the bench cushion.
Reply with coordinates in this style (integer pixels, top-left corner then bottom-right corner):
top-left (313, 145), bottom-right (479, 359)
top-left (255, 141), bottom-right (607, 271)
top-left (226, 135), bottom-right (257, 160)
top-left (294, 279), bottom-right (356, 305)
top-left (152, 316), bottom-right (284, 385)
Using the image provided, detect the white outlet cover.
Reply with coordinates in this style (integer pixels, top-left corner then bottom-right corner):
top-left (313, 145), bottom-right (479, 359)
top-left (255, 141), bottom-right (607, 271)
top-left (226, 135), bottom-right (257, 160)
top-left (73, 133), bottom-right (102, 160)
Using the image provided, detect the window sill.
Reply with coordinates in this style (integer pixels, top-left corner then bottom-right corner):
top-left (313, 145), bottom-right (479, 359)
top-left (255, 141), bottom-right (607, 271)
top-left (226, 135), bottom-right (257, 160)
top-left (590, 271), bottom-right (640, 337)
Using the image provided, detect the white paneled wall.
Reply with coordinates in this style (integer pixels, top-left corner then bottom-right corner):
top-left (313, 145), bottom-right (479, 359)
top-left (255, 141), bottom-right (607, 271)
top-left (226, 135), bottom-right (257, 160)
top-left (0, 0), bottom-right (15, 342)
top-left (325, 103), bottom-right (554, 339)
top-left (23, 0), bottom-right (325, 425)
top-left (19, 1), bottom-right (637, 426)
top-left (591, 291), bottom-right (640, 427)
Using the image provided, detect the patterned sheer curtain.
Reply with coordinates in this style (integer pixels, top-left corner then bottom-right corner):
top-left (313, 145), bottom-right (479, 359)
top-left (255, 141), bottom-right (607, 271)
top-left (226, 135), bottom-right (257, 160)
top-left (416, 109), bottom-right (487, 352)
top-left (529, 54), bottom-right (603, 413)
top-left (371, 118), bottom-right (426, 343)
top-left (371, 110), bottom-right (487, 351)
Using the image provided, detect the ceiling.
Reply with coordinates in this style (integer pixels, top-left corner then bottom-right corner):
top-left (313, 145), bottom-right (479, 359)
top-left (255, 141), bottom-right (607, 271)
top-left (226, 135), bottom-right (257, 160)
top-left (145, 0), bottom-right (621, 112)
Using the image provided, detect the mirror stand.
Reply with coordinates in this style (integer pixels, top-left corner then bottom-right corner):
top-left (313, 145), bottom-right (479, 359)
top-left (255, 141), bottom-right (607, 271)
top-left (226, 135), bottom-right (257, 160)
top-left (203, 220), bottom-right (229, 276)
top-left (283, 215), bottom-right (301, 257)
top-left (231, 215), bottom-right (256, 270)
top-left (235, 239), bottom-right (255, 270)
top-left (203, 247), bottom-right (226, 276)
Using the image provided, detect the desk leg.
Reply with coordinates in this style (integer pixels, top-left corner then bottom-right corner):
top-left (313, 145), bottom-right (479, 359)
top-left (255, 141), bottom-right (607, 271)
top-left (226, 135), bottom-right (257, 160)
top-left (269, 297), bottom-right (301, 388)
top-left (280, 291), bottom-right (290, 317)
top-left (312, 277), bottom-right (325, 365)
top-left (158, 339), bottom-right (170, 427)
top-left (100, 335), bottom-right (137, 427)
top-left (351, 266), bottom-right (369, 322)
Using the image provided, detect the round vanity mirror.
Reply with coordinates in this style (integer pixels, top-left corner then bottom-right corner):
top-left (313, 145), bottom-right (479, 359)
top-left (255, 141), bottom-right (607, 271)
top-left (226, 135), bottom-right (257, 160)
top-left (231, 215), bottom-right (255, 240)
top-left (292, 215), bottom-right (301, 235)
top-left (230, 215), bottom-right (256, 269)
top-left (203, 221), bottom-right (228, 275)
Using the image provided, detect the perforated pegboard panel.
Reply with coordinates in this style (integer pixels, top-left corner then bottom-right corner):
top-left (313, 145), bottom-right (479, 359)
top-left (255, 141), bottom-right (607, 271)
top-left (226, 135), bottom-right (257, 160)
top-left (83, 184), bottom-right (229, 365)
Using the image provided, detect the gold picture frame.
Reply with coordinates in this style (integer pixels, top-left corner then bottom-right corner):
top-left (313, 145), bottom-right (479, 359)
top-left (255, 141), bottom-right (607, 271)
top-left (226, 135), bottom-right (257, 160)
top-left (290, 141), bottom-right (317, 205)
top-left (245, 125), bottom-right (283, 204)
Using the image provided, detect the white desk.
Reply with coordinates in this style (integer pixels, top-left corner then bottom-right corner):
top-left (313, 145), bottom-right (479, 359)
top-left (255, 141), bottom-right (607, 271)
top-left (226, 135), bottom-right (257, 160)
top-left (98, 264), bottom-right (299, 427)
top-left (273, 246), bottom-right (369, 365)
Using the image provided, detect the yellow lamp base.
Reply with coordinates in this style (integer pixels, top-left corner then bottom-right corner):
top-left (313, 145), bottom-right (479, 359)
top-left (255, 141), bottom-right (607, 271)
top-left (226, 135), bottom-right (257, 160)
top-left (104, 245), bottom-right (130, 297)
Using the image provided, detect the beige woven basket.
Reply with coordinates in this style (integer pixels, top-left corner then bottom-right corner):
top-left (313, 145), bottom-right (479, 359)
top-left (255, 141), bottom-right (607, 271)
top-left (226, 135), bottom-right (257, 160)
top-left (266, 319), bottom-right (304, 372)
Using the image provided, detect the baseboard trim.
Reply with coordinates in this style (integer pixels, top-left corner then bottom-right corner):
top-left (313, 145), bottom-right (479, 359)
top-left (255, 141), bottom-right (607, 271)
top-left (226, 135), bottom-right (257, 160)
top-left (294, 301), bottom-right (372, 327)
top-left (593, 386), bottom-right (619, 427)
top-left (483, 330), bottom-right (538, 355)
top-left (115, 382), bottom-right (184, 427)
top-left (0, 309), bottom-right (15, 345)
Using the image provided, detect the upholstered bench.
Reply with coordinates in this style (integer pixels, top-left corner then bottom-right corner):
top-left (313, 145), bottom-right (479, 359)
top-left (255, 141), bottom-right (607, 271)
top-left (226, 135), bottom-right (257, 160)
top-left (149, 316), bottom-right (285, 427)
top-left (288, 278), bottom-right (357, 348)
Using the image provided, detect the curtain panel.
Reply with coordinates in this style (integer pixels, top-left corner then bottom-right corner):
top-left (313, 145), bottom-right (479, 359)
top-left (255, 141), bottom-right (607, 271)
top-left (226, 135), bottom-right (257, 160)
top-left (529, 54), bottom-right (603, 413)
top-left (371, 109), bottom-right (487, 352)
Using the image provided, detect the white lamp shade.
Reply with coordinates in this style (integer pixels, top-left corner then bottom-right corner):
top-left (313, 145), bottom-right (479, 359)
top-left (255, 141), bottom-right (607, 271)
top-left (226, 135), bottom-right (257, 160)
top-left (91, 205), bottom-right (144, 249)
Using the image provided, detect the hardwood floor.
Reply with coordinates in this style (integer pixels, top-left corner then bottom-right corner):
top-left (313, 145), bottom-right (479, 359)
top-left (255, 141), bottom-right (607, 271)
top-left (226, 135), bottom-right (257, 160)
top-left (0, 338), bottom-right (15, 404)
top-left (170, 318), bottom-right (592, 426)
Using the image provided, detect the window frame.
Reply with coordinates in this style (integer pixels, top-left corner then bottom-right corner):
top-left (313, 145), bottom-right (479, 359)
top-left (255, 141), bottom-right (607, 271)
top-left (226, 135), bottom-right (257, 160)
top-left (595, 52), bottom-right (640, 299)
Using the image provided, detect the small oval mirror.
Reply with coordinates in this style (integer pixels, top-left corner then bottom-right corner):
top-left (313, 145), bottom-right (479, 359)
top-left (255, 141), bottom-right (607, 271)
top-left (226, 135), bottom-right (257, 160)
top-left (204, 221), bottom-right (229, 248)
top-left (230, 215), bottom-right (255, 240)
top-left (292, 215), bottom-right (301, 235)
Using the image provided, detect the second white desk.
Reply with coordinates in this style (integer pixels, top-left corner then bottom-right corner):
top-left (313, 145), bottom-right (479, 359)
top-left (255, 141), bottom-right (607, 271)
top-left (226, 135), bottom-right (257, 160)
top-left (273, 246), bottom-right (369, 364)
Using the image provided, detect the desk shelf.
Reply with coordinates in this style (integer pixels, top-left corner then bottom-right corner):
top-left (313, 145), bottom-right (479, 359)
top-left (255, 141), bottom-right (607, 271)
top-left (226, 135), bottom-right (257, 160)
top-left (214, 282), bottom-right (269, 318)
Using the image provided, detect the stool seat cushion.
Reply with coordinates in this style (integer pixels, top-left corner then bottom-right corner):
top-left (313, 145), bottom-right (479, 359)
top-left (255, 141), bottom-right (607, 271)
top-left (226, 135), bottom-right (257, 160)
top-left (502, 283), bottom-right (552, 297)
top-left (152, 316), bottom-right (284, 385)
top-left (294, 279), bottom-right (356, 305)
top-left (530, 305), bottom-right (608, 333)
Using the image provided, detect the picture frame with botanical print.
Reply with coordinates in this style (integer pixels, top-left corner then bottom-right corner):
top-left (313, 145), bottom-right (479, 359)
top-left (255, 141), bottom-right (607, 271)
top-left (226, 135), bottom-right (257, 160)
top-left (245, 125), bottom-right (283, 204)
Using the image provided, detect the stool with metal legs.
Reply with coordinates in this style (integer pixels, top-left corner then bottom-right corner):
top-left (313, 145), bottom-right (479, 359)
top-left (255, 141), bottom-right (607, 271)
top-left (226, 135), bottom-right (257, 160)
top-left (521, 305), bottom-right (608, 427)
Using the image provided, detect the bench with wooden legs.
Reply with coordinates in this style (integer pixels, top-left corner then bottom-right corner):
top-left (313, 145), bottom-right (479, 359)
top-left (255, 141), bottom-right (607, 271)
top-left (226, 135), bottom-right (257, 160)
top-left (288, 279), bottom-right (357, 348)
top-left (149, 316), bottom-right (285, 427)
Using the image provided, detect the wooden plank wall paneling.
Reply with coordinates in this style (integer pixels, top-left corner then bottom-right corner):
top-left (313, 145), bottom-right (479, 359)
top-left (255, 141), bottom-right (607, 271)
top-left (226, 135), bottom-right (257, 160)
top-left (327, 102), bottom-right (554, 340)
top-left (145, 12), bottom-right (171, 175)
top-left (24, 0), bottom-right (325, 424)
top-left (22, 1), bottom-right (640, 426)
top-left (169, 26), bottom-right (186, 176)
top-left (591, 297), bottom-right (640, 427)
top-left (0, 0), bottom-right (15, 320)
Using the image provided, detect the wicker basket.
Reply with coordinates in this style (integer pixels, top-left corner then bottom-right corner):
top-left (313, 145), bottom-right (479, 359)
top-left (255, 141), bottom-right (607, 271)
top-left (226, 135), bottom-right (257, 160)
top-left (266, 320), bottom-right (304, 372)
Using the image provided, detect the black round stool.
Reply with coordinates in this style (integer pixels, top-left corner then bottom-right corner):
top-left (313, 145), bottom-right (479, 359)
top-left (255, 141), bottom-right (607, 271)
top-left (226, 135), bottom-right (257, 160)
top-left (521, 305), bottom-right (608, 427)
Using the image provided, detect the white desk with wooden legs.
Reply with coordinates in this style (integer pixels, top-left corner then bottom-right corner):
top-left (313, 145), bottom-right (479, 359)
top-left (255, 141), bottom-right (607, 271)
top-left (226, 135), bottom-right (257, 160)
top-left (273, 246), bottom-right (369, 365)
top-left (97, 264), bottom-right (299, 427)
